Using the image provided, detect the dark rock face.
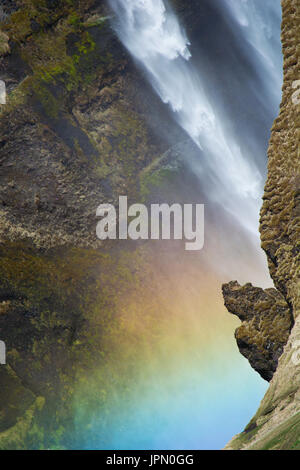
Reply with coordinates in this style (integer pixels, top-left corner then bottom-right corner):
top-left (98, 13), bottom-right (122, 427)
top-left (0, 0), bottom-right (188, 449)
top-left (0, 0), bottom-right (169, 449)
top-left (222, 281), bottom-right (293, 381)
top-left (0, 1), bottom-right (18, 18)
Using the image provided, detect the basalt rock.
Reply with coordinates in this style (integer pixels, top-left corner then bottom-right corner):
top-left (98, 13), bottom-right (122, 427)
top-left (222, 281), bottom-right (292, 382)
top-left (225, 0), bottom-right (300, 450)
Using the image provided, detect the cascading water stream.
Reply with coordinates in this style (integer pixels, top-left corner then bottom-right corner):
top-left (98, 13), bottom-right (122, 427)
top-left (73, 0), bottom-right (283, 450)
top-left (108, 0), bottom-right (281, 237)
top-left (223, 0), bottom-right (282, 95)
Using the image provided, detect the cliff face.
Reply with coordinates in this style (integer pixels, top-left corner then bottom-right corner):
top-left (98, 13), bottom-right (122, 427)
top-left (224, 0), bottom-right (300, 450)
top-left (0, 0), bottom-right (197, 450)
top-left (0, 0), bottom-right (168, 248)
top-left (0, 0), bottom-right (178, 449)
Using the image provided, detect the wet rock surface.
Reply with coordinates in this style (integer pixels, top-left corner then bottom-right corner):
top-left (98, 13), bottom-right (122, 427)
top-left (0, 0), bottom-right (190, 449)
top-left (222, 281), bottom-right (292, 381)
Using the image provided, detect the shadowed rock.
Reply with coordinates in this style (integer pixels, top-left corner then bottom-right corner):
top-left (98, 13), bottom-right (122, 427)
top-left (222, 281), bottom-right (293, 381)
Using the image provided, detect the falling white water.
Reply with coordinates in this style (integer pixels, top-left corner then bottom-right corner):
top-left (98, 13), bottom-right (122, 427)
top-left (77, 1), bottom-right (283, 451)
top-left (223, 0), bottom-right (282, 96)
top-left (109, 0), bottom-right (214, 141)
top-left (108, 0), bottom-right (275, 236)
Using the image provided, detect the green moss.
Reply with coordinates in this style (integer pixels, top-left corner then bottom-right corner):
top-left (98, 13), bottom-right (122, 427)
top-left (0, 366), bottom-right (36, 434)
top-left (0, 396), bottom-right (45, 450)
top-left (252, 413), bottom-right (300, 450)
top-left (19, 27), bottom-right (113, 119)
top-left (1, 0), bottom-right (157, 188)
top-left (83, 16), bottom-right (111, 28)
top-left (67, 11), bottom-right (82, 28)
top-left (0, 241), bottom-right (151, 447)
top-left (141, 168), bottom-right (177, 199)
top-left (4, 0), bottom-right (93, 42)
top-left (139, 155), bottom-right (182, 201)
top-left (226, 424), bottom-right (263, 450)
top-left (2, 0), bottom-right (114, 117)
top-left (0, 30), bottom-right (10, 56)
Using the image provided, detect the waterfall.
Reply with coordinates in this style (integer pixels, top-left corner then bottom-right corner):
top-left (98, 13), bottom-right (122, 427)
top-left (108, 0), bottom-right (281, 237)
top-left (223, 0), bottom-right (282, 94)
top-left (90, 0), bottom-right (284, 450)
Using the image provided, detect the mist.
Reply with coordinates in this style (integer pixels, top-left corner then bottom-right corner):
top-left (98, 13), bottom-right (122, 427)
top-left (108, 0), bottom-right (282, 242)
top-left (73, 0), bottom-right (283, 450)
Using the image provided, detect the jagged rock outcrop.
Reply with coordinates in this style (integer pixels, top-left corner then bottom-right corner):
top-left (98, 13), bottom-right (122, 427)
top-left (225, 0), bottom-right (300, 450)
top-left (222, 281), bottom-right (292, 381)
